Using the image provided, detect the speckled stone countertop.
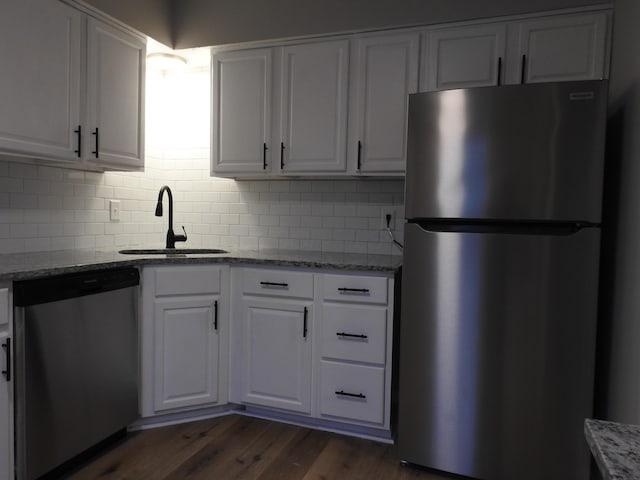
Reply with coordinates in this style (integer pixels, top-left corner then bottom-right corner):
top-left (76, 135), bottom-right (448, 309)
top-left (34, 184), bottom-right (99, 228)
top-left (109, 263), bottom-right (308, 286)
top-left (0, 248), bottom-right (402, 281)
top-left (585, 419), bottom-right (640, 479)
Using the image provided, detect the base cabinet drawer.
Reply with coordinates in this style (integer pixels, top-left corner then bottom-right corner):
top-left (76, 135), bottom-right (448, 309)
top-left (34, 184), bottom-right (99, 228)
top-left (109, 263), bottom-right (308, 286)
top-left (321, 304), bottom-right (387, 364)
top-left (319, 360), bottom-right (385, 424)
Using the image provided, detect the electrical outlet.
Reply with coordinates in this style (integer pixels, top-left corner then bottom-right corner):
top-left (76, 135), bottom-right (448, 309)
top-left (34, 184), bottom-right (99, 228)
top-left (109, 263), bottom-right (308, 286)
top-left (109, 200), bottom-right (121, 221)
top-left (381, 208), bottom-right (394, 230)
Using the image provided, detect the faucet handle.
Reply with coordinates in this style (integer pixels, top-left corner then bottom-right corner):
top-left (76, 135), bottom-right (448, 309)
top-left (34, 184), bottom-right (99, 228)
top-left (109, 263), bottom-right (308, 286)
top-left (175, 226), bottom-right (188, 243)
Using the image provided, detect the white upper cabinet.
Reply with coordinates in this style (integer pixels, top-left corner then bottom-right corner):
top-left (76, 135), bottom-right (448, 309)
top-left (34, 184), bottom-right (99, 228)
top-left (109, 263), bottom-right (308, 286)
top-left (0, 0), bottom-right (145, 171)
top-left (86, 18), bottom-right (145, 170)
top-left (278, 40), bottom-right (349, 174)
top-left (0, 0), bottom-right (82, 163)
top-left (505, 12), bottom-right (609, 84)
top-left (349, 32), bottom-right (419, 175)
top-left (422, 23), bottom-right (507, 91)
top-left (211, 48), bottom-right (272, 175)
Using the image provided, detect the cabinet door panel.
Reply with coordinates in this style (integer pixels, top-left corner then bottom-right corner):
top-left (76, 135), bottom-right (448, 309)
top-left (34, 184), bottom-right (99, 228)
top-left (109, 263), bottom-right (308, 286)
top-left (0, 0), bottom-right (81, 161)
top-left (87, 18), bottom-right (145, 169)
top-left (352, 33), bottom-right (418, 174)
top-left (212, 48), bottom-right (272, 174)
top-left (423, 23), bottom-right (507, 91)
top-left (154, 297), bottom-right (219, 411)
top-left (512, 13), bottom-right (608, 84)
top-left (280, 40), bottom-right (349, 173)
top-left (241, 299), bottom-right (312, 413)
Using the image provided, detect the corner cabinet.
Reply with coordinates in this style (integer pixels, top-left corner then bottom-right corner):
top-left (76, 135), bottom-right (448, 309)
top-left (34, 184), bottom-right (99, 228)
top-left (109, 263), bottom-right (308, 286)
top-left (0, 288), bottom-right (12, 480)
top-left (0, 0), bottom-right (145, 171)
top-left (140, 266), bottom-right (229, 417)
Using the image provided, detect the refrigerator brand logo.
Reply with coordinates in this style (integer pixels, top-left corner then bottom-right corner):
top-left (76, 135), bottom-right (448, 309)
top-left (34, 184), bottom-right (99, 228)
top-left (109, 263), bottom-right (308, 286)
top-left (569, 91), bottom-right (595, 101)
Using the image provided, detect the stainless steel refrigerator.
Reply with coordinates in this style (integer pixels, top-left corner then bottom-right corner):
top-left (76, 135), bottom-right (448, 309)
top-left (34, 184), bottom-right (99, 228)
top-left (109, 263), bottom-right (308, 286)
top-left (397, 80), bottom-right (608, 480)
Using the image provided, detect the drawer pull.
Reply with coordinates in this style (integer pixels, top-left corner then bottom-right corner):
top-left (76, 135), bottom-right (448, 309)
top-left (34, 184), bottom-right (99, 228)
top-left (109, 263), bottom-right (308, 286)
top-left (336, 332), bottom-right (368, 340)
top-left (214, 300), bottom-right (218, 331)
top-left (335, 390), bottom-right (366, 399)
top-left (338, 287), bottom-right (370, 294)
top-left (260, 281), bottom-right (289, 288)
top-left (2, 338), bottom-right (10, 382)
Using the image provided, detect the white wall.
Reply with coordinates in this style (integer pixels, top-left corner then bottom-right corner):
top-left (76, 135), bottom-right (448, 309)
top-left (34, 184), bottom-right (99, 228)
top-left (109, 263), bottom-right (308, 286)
top-left (0, 65), bottom-right (404, 256)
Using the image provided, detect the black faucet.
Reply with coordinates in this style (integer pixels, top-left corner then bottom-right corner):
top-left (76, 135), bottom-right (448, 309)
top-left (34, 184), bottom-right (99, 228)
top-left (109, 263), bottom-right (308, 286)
top-left (155, 185), bottom-right (187, 249)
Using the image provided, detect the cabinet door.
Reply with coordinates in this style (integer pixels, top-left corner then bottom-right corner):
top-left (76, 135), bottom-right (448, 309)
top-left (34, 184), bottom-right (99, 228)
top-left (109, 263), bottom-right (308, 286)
top-left (279, 40), bottom-right (349, 173)
top-left (0, 330), bottom-right (10, 480)
top-left (350, 33), bottom-right (419, 174)
top-left (508, 12), bottom-right (608, 84)
top-left (240, 298), bottom-right (312, 413)
top-left (422, 23), bottom-right (507, 91)
top-left (0, 0), bottom-right (82, 162)
top-left (212, 48), bottom-right (272, 175)
top-left (86, 17), bottom-right (145, 170)
top-left (153, 296), bottom-right (220, 411)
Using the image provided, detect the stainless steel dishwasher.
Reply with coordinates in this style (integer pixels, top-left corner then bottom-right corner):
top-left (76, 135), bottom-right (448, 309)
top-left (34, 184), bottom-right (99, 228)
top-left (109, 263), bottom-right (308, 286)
top-left (13, 267), bottom-right (139, 480)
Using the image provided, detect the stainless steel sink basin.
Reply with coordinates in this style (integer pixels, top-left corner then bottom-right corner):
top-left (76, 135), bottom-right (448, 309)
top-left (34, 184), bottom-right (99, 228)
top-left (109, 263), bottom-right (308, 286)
top-left (119, 248), bottom-right (228, 255)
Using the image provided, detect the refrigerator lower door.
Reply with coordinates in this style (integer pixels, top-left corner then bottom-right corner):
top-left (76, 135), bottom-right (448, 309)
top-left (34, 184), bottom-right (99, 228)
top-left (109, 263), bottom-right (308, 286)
top-left (398, 222), bottom-right (600, 480)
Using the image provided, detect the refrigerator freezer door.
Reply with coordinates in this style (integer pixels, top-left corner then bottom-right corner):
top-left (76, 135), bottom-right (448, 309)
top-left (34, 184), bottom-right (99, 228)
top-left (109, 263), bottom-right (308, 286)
top-left (405, 80), bottom-right (607, 223)
top-left (398, 222), bottom-right (600, 480)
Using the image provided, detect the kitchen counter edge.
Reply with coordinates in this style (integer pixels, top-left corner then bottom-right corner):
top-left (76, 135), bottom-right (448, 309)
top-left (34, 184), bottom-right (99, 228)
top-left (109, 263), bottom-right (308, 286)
top-left (584, 418), bottom-right (640, 480)
top-left (0, 249), bottom-right (402, 281)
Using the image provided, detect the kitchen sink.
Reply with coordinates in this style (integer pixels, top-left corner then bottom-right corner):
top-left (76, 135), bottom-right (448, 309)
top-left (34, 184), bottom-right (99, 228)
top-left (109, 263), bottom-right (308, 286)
top-left (118, 248), bottom-right (228, 255)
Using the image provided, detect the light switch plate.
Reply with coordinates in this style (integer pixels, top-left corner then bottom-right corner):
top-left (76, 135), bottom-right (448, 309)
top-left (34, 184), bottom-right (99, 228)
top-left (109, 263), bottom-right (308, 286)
top-left (109, 200), bottom-right (121, 221)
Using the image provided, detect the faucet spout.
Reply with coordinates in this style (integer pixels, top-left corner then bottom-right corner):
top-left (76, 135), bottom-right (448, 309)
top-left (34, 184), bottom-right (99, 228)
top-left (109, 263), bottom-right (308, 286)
top-left (155, 185), bottom-right (187, 248)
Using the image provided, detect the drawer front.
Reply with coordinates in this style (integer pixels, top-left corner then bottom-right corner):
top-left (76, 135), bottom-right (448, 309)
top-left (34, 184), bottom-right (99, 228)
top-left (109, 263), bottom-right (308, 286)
top-left (242, 268), bottom-right (314, 299)
top-left (322, 304), bottom-right (386, 364)
top-left (322, 274), bottom-right (387, 304)
top-left (320, 360), bottom-right (385, 424)
top-left (154, 266), bottom-right (222, 296)
top-left (0, 289), bottom-right (7, 326)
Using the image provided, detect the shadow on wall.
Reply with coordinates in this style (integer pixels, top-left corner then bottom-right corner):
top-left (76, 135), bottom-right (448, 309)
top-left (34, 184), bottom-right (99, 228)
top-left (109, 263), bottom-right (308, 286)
top-left (594, 81), bottom-right (640, 422)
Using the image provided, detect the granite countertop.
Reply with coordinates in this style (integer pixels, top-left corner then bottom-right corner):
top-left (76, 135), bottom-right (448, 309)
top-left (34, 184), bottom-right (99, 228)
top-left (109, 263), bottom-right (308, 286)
top-left (585, 419), bottom-right (640, 479)
top-left (0, 248), bottom-right (402, 281)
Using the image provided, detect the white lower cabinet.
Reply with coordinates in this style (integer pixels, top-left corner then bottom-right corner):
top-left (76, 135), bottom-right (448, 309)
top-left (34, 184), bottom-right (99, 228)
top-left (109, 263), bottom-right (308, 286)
top-left (239, 298), bottom-right (312, 413)
top-left (141, 266), bottom-right (229, 417)
top-left (230, 266), bottom-right (395, 434)
top-left (0, 288), bottom-right (12, 479)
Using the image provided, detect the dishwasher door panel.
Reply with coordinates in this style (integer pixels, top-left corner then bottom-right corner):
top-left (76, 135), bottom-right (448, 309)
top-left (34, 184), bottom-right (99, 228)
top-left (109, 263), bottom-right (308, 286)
top-left (15, 287), bottom-right (138, 480)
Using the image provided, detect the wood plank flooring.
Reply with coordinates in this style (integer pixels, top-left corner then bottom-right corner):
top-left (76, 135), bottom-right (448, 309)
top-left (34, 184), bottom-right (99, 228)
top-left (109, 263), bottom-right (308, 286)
top-left (66, 414), bottom-right (453, 479)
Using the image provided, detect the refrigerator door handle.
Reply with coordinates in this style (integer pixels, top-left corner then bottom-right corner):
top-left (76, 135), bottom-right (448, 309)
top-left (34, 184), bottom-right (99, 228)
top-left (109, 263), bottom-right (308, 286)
top-left (410, 220), bottom-right (594, 236)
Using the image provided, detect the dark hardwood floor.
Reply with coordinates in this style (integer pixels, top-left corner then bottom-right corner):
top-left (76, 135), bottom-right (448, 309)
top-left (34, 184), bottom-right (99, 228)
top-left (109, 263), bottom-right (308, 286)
top-left (66, 414), bottom-right (452, 479)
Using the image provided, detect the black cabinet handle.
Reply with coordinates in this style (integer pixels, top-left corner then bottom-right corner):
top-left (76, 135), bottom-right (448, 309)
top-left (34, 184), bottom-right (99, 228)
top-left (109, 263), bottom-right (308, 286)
top-left (74, 125), bottom-right (82, 158)
top-left (497, 57), bottom-right (502, 86)
top-left (92, 127), bottom-right (99, 158)
top-left (335, 390), bottom-right (365, 399)
top-left (520, 54), bottom-right (527, 84)
top-left (303, 307), bottom-right (308, 338)
top-left (260, 281), bottom-right (288, 288)
top-left (2, 338), bottom-right (10, 382)
top-left (214, 300), bottom-right (218, 330)
top-left (263, 143), bottom-right (268, 170)
top-left (336, 332), bottom-right (368, 339)
top-left (280, 142), bottom-right (285, 169)
top-left (357, 140), bottom-right (362, 170)
top-left (338, 287), bottom-right (370, 294)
